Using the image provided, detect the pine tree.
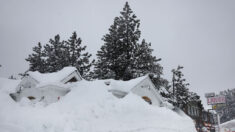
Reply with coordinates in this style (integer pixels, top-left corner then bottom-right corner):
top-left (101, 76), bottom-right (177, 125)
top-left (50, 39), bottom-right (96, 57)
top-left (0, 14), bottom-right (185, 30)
top-left (94, 2), bottom-right (162, 80)
top-left (43, 34), bottom-right (65, 72)
top-left (189, 92), bottom-right (204, 110)
top-left (215, 88), bottom-right (235, 123)
top-left (172, 66), bottom-right (190, 108)
top-left (26, 42), bottom-right (46, 73)
top-left (64, 32), bottom-right (94, 79)
top-left (149, 74), bottom-right (171, 100)
top-left (26, 32), bottom-right (94, 80)
top-left (132, 39), bottom-right (162, 78)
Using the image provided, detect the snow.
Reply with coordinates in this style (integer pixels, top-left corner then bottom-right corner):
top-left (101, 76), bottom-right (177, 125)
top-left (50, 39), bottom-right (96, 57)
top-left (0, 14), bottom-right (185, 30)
top-left (28, 66), bottom-right (78, 83)
top-left (159, 86), bottom-right (169, 94)
top-left (0, 77), bottom-right (20, 93)
top-left (36, 82), bottom-right (73, 90)
top-left (0, 77), bottom-right (197, 132)
top-left (221, 119), bottom-right (235, 131)
top-left (107, 75), bottom-right (148, 93)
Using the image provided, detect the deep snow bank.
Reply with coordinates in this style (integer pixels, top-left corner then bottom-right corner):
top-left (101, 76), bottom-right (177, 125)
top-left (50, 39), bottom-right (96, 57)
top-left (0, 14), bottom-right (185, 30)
top-left (0, 78), bottom-right (196, 132)
top-left (0, 77), bottom-right (20, 93)
top-left (221, 119), bottom-right (235, 131)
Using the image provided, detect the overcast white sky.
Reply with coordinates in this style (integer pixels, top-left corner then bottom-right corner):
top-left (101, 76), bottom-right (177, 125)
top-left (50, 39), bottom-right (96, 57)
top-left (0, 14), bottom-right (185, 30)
top-left (0, 0), bottom-right (235, 107)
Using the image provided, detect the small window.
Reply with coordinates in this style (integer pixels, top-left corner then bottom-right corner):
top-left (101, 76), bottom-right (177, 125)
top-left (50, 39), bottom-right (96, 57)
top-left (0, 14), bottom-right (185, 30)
top-left (66, 77), bottom-right (78, 83)
top-left (142, 96), bottom-right (152, 104)
top-left (28, 96), bottom-right (36, 100)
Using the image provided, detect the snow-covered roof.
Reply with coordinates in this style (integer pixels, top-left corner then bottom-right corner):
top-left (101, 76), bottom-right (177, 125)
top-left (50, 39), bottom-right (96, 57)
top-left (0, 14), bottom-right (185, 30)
top-left (27, 67), bottom-right (78, 83)
top-left (107, 75), bottom-right (151, 93)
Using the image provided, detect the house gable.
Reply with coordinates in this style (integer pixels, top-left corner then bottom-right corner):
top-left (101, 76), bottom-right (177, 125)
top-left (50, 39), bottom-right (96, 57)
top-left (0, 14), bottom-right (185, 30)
top-left (107, 75), bottom-right (164, 106)
top-left (131, 76), bottom-right (164, 106)
top-left (60, 70), bottom-right (82, 84)
top-left (16, 76), bottom-right (39, 92)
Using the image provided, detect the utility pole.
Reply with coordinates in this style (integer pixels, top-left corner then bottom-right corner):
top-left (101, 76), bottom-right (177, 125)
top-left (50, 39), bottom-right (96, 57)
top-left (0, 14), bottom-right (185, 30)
top-left (217, 113), bottom-right (221, 132)
top-left (172, 70), bottom-right (176, 105)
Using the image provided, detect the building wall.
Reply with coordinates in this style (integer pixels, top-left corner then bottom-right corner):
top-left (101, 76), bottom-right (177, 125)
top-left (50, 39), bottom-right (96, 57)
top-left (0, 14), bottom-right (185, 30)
top-left (131, 77), bottom-right (163, 106)
top-left (19, 85), bottom-right (69, 104)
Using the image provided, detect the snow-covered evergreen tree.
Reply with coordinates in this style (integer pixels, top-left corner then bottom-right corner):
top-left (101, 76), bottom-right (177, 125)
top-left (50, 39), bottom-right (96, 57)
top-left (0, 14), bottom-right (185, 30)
top-left (132, 39), bottom-right (162, 78)
top-left (149, 74), bottom-right (171, 101)
top-left (26, 32), bottom-right (94, 80)
top-left (93, 2), bottom-right (162, 80)
top-left (64, 32), bottom-right (94, 79)
top-left (172, 66), bottom-right (190, 108)
top-left (43, 34), bottom-right (65, 72)
top-left (216, 88), bottom-right (235, 123)
top-left (26, 42), bottom-right (46, 73)
top-left (188, 92), bottom-right (204, 110)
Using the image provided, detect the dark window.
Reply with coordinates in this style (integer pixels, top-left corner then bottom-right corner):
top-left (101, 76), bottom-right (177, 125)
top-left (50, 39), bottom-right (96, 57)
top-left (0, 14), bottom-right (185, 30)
top-left (66, 77), bottom-right (78, 83)
top-left (28, 96), bottom-right (35, 100)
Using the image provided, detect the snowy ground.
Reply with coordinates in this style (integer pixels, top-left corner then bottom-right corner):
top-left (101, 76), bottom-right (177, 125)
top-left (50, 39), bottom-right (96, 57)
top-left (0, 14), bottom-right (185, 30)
top-left (220, 119), bottom-right (235, 132)
top-left (0, 77), bottom-right (197, 132)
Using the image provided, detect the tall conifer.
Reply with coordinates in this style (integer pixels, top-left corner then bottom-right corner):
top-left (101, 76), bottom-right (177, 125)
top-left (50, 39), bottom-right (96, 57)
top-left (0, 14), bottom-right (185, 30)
top-left (172, 66), bottom-right (190, 108)
top-left (94, 2), bottom-right (162, 80)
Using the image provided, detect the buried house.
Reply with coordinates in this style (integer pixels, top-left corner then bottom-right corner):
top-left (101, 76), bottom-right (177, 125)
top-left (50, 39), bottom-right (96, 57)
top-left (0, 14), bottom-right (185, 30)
top-left (10, 67), bottom-right (82, 104)
top-left (106, 75), bottom-right (165, 107)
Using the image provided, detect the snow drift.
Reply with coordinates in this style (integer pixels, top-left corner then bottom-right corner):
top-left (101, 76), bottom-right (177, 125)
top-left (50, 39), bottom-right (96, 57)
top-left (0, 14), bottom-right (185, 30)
top-left (221, 119), bottom-right (235, 131)
top-left (0, 77), bottom-right (196, 132)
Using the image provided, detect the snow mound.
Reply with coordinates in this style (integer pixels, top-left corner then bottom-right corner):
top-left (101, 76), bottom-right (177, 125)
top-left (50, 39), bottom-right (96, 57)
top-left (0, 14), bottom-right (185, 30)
top-left (0, 77), bottom-right (20, 93)
top-left (221, 119), bottom-right (235, 130)
top-left (0, 78), bottom-right (196, 132)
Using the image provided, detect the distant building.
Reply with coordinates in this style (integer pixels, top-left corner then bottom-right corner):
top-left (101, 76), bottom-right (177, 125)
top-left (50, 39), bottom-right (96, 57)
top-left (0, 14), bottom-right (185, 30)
top-left (207, 88), bottom-right (235, 124)
top-left (184, 100), bottom-right (216, 132)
